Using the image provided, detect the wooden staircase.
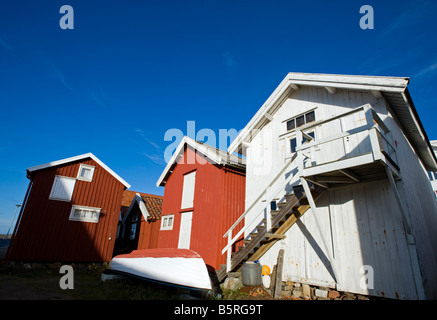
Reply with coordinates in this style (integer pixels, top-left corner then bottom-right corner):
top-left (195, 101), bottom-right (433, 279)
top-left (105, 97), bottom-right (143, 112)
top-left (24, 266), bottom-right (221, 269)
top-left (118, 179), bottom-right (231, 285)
top-left (216, 184), bottom-right (325, 282)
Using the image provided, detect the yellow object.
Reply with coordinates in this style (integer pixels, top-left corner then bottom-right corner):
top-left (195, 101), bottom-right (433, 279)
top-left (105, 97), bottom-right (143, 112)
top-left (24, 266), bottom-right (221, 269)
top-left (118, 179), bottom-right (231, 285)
top-left (262, 265), bottom-right (270, 276)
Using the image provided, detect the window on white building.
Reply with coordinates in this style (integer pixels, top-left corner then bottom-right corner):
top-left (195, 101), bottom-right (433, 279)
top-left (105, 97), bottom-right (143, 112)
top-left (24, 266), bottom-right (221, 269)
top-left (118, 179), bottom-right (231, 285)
top-left (289, 131), bottom-right (315, 153)
top-left (286, 110), bottom-right (316, 132)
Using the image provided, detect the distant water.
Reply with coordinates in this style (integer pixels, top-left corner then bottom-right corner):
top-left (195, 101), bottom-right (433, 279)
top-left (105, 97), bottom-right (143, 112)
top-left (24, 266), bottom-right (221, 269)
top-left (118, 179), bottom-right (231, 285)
top-left (0, 239), bottom-right (10, 247)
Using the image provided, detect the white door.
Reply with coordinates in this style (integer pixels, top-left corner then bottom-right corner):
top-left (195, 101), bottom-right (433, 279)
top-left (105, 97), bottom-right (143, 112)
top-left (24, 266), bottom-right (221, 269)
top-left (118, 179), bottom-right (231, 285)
top-left (178, 211), bottom-right (193, 249)
top-left (181, 171), bottom-right (196, 209)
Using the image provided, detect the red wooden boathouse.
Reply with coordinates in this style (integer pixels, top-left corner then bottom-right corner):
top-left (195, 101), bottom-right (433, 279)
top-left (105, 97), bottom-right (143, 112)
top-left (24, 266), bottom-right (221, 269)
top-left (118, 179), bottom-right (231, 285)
top-left (114, 190), bottom-right (163, 255)
top-left (155, 137), bottom-right (246, 271)
top-left (6, 153), bottom-right (130, 263)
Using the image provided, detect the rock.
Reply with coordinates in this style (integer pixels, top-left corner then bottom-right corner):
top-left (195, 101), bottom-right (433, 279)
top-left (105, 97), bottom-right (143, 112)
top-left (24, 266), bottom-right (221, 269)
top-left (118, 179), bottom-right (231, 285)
top-left (302, 284), bottom-right (311, 299)
top-left (101, 273), bottom-right (125, 282)
top-left (292, 288), bottom-right (303, 298)
top-left (223, 277), bottom-right (242, 291)
top-left (328, 290), bottom-right (340, 299)
top-left (48, 262), bottom-right (62, 269)
top-left (31, 263), bottom-right (43, 269)
top-left (315, 289), bottom-right (328, 298)
top-left (281, 290), bottom-right (292, 297)
top-left (227, 271), bottom-right (241, 279)
top-left (340, 293), bottom-right (356, 300)
top-left (262, 275), bottom-right (271, 288)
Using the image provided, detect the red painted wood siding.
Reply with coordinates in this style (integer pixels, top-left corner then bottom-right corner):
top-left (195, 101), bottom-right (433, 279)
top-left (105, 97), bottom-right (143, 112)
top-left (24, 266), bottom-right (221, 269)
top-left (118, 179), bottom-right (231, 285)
top-left (137, 217), bottom-right (160, 250)
top-left (8, 158), bottom-right (125, 262)
top-left (157, 147), bottom-right (245, 270)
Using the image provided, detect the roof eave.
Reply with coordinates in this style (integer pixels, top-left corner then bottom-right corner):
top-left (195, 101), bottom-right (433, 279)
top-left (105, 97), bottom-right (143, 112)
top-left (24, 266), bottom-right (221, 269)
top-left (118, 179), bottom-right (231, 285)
top-left (229, 73), bottom-right (410, 155)
top-left (27, 152), bottom-right (131, 188)
top-left (229, 72), bottom-right (436, 171)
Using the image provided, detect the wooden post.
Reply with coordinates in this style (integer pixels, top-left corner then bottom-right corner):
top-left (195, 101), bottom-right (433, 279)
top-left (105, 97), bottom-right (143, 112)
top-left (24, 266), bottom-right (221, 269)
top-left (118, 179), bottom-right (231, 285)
top-left (265, 187), bottom-right (272, 232)
top-left (226, 232), bottom-right (232, 272)
top-left (274, 249), bottom-right (284, 299)
top-left (296, 130), bottom-right (304, 175)
top-left (385, 166), bottom-right (426, 299)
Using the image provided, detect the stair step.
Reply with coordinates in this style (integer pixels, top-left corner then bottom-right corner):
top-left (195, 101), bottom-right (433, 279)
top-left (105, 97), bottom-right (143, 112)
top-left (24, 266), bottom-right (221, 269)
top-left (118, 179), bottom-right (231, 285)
top-left (256, 226), bottom-right (266, 233)
top-left (224, 187), bottom-right (325, 275)
top-left (277, 202), bottom-right (287, 208)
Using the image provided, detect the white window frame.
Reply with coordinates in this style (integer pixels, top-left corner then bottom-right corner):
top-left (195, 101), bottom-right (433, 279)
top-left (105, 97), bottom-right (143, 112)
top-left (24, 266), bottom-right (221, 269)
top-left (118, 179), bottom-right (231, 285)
top-left (285, 130), bottom-right (316, 159)
top-left (49, 175), bottom-right (76, 202)
top-left (69, 205), bottom-right (101, 223)
top-left (160, 214), bottom-right (174, 230)
top-left (77, 164), bottom-right (95, 182)
top-left (283, 108), bottom-right (317, 132)
top-left (181, 171), bottom-right (196, 209)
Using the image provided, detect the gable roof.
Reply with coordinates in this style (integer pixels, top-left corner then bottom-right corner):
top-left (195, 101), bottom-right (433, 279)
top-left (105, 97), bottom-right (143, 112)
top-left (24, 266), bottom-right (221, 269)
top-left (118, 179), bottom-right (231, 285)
top-left (228, 72), bottom-right (437, 171)
top-left (121, 190), bottom-right (163, 222)
top-left (27, 152), bottom-right (131, 188)
top-left (156, 136), bottom-right (246, 187)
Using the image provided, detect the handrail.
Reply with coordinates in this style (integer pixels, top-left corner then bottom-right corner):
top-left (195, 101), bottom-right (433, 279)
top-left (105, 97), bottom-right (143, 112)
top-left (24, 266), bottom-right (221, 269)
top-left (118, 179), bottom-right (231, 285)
top-left (222, 153), bottom-right (299, 256)
top-left (223, 153), bottom-right (297, 238)
top-left (221, 103), bottom-right (397, 271)
top-left (296, 104), bottom-right (394, 154)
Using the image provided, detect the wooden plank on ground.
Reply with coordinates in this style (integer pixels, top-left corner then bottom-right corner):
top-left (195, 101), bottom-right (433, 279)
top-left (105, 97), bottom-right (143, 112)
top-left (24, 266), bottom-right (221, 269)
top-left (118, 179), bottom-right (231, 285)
top-left (274, 249), bottom-right (284, 299)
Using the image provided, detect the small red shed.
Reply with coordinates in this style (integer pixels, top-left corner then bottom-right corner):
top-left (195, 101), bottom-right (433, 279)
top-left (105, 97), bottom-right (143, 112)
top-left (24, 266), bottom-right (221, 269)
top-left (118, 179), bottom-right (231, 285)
top-left (6, 153), bottom-right (130, 263)
top-left (114, 190), bottom-right (162, 255)
top-left (156, 137), bottom-right (246, 271)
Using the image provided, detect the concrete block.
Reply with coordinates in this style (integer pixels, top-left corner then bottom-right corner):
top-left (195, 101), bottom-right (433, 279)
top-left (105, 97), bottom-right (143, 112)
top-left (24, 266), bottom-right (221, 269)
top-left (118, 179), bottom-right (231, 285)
top-left (302, 284), bottom-right (311, 299)
top-left (315, 289), bottom-right (328, 298)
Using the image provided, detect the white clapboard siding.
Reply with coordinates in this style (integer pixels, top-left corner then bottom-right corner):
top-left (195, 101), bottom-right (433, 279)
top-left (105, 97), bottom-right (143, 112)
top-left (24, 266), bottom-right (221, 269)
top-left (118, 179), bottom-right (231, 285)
top-left (243, 85), bottom-right (437, 299)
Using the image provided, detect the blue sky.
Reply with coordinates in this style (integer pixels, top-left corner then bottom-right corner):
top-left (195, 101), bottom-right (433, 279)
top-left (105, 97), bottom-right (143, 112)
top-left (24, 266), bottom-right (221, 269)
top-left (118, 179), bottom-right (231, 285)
top-left (0, 0), bottom-right (436, 233)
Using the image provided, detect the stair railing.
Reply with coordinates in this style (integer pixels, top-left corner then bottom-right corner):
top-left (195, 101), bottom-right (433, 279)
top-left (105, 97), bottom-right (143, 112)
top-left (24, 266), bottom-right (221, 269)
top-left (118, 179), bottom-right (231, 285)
top-left (221, 152), bottom-right (300, 271)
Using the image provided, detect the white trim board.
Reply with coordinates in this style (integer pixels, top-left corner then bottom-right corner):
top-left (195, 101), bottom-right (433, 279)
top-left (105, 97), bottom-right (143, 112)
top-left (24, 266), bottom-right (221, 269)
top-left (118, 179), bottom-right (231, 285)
top-left (27, 152), bottom-right (131, 188)
top-left (156, 136), bottom-right (245, 187)
top-left (122, 193), bottom-right (150, 223)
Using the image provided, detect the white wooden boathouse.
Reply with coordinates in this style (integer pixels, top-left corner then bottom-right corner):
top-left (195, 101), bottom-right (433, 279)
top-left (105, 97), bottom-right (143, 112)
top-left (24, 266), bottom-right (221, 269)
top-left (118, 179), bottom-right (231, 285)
top-left (220, 73), bottom-right (437, 300)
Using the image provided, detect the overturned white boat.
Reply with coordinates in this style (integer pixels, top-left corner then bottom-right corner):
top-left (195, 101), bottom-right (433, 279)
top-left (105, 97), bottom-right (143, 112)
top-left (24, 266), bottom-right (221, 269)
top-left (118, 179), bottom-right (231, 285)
top-left (108, 248), bottom-right (212, 290)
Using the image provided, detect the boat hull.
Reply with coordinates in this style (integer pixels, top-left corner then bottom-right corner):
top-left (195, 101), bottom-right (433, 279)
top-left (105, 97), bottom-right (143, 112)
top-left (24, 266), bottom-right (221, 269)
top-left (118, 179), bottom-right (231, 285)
top-left (109, 249), bottom-right (212, 290)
